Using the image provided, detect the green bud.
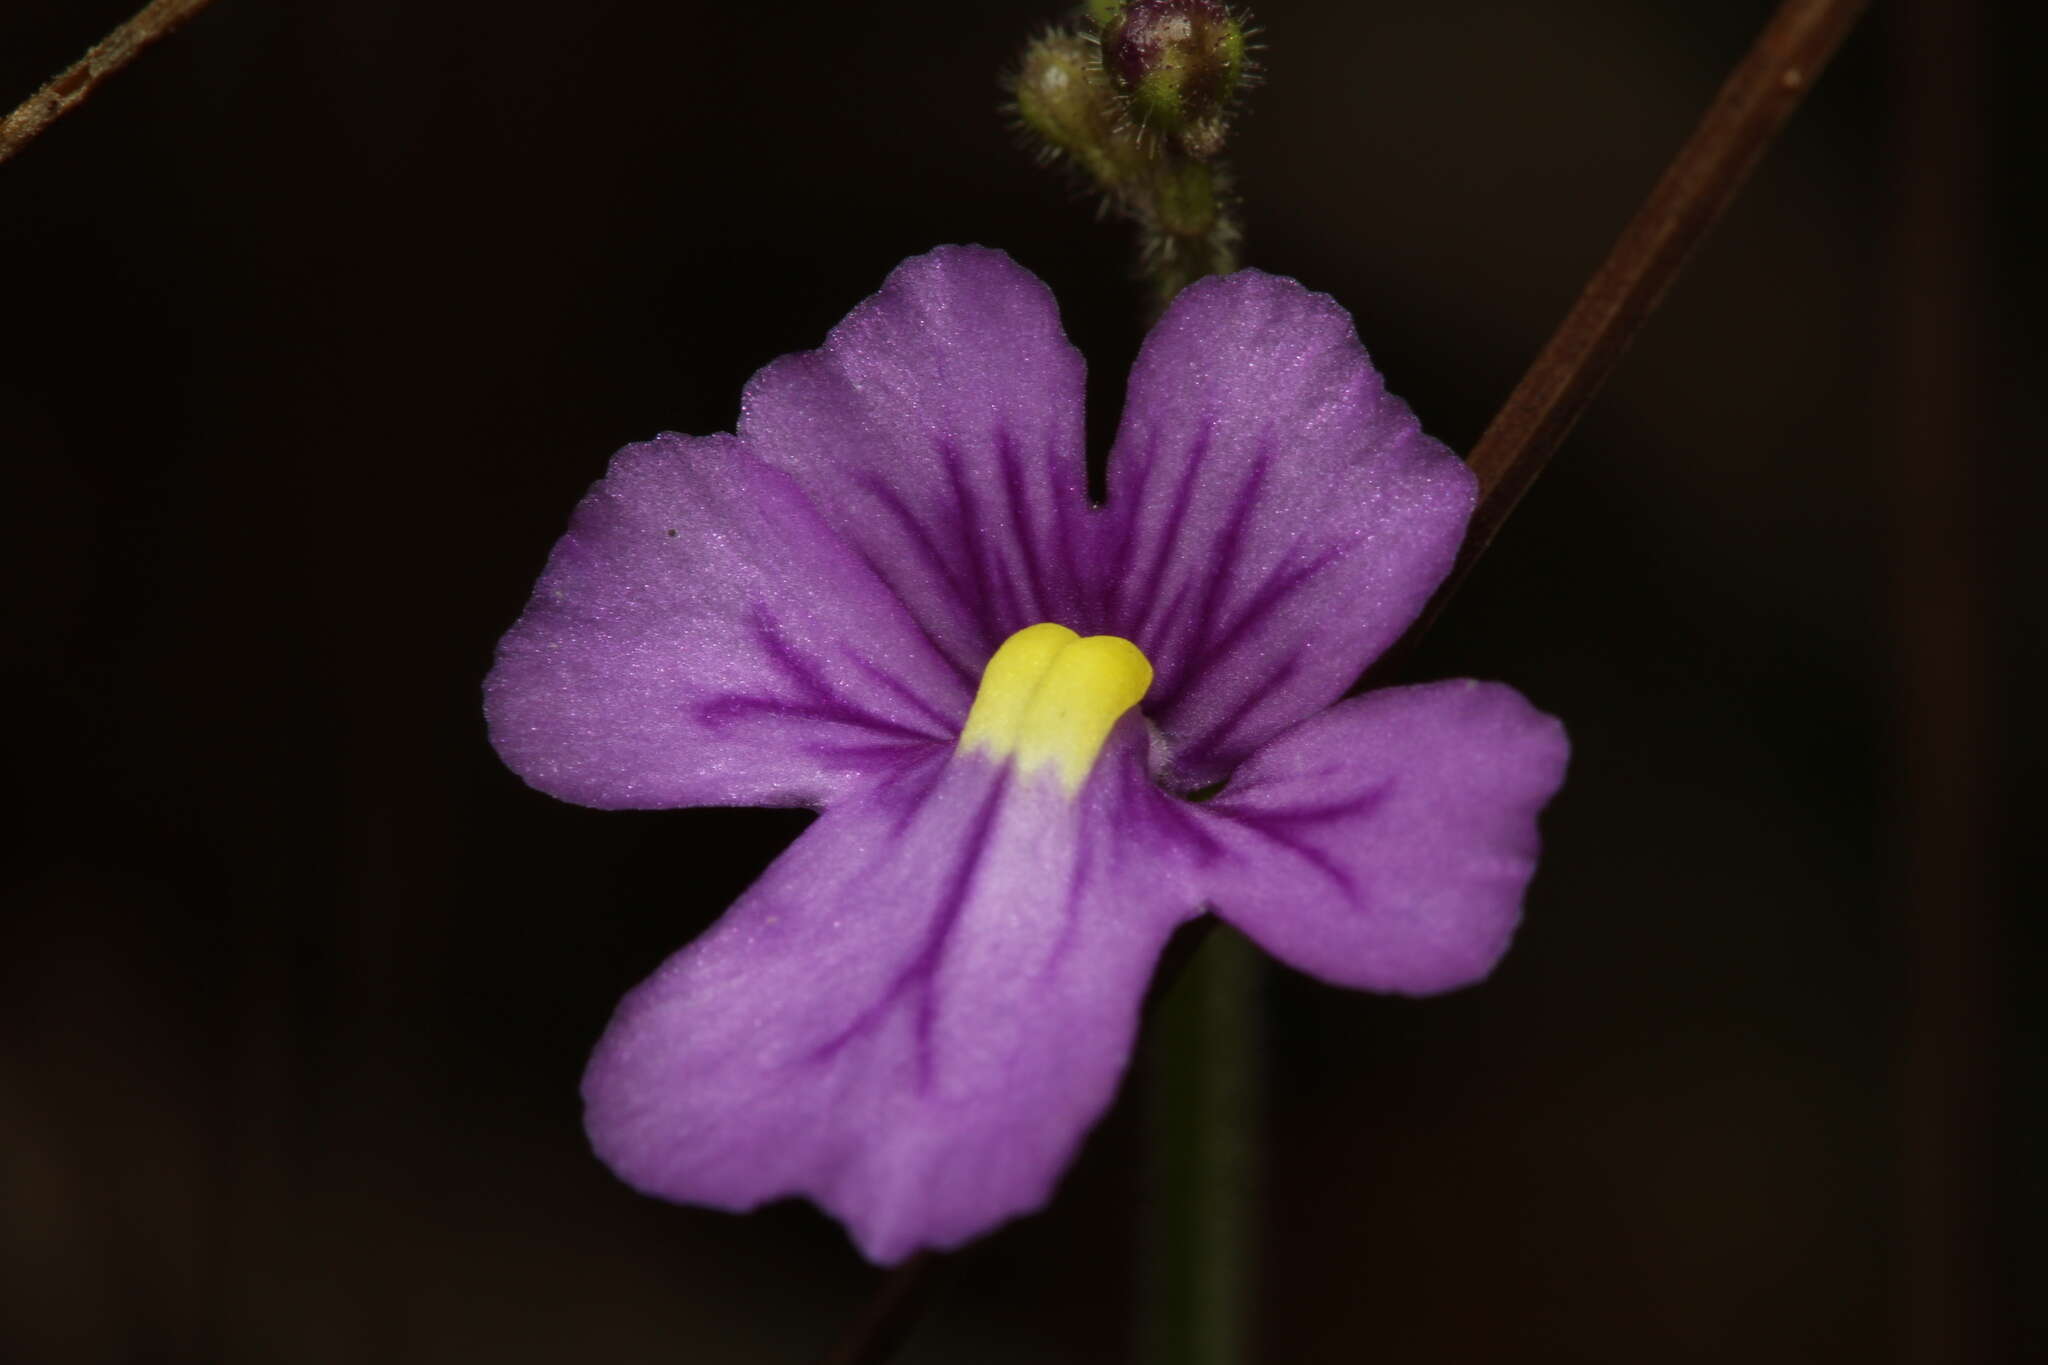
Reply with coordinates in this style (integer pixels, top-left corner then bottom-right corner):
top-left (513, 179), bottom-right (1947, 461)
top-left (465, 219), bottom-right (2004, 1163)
top-left (1101, 0), bottom-right (1247, 157)
top-left (1013, 31), bottom-right (1148, 189)
top-left (1009, 10), bottom-right (1246, 319)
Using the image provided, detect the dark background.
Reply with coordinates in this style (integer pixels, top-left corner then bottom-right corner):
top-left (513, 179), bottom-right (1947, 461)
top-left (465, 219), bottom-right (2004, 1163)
top-left (2, 1), bottom-right (2033, 1361)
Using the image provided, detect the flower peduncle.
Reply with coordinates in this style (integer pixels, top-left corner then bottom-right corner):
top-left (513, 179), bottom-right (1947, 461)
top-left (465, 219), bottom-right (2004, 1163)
top-left (958, 623), bottom-right (1153, 792)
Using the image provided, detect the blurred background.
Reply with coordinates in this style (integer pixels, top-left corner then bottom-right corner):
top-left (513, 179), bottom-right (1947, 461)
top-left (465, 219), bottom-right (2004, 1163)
top-left (1, 0), bottom-right (2033, 1360)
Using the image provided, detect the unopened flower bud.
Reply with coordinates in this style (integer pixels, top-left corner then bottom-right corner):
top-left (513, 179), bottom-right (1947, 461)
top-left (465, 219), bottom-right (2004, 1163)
top-left (1014, 31), bottom-right (1146, 189)
top-left (1101, 0), bottom-right (1247, 157)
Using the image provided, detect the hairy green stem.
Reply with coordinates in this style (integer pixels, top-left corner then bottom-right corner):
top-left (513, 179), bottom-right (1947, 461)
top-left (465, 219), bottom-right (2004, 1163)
top-left (1142, 159), bottom-right (1240, 319)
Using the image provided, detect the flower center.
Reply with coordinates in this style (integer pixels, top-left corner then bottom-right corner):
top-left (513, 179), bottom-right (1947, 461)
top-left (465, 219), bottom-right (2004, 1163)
top-left (957, 623), bottom-right (1152, 792)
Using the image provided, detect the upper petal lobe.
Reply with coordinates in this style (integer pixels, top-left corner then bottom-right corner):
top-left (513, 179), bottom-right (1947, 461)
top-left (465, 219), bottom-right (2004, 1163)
top-left (739, 247), bottom-right (1101, 678)
top-left (580, 728), bottom-right (1201, 1263)
top-left (486, 433), bottom-right (970, 810)
top-left (1098, 271), bottom-right (1476, 789)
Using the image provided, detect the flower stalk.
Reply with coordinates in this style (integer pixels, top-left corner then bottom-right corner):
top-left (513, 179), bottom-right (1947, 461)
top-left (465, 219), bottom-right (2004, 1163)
top-left (1141, 926), bottom-right (1262, 1365)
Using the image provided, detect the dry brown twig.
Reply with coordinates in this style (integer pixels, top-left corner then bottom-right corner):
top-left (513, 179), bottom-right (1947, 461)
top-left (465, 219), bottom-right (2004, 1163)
top-left (0, 0), bottom-right (222, 167)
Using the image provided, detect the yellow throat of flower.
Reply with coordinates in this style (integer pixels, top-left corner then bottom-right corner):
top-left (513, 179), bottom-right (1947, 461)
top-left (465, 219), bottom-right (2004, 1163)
top-left (957, 623), bottom-right (1153, 793)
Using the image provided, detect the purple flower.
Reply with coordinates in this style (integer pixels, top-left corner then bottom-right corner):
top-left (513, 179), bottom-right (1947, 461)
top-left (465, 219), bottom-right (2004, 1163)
top-left (486, 246), bottom-right (1568, 1263)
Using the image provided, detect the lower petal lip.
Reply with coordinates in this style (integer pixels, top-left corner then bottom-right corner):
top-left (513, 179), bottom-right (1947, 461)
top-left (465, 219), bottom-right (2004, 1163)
top-left (580, 735), bottom-right (1201, 1262)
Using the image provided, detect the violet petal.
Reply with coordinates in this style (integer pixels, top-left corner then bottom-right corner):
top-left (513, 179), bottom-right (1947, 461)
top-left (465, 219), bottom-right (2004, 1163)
top-left (581, 727), bottom-right (1200, 1263)
top-left (1099, 271), bottom-right (1477, 789)
top-left (486, 433), bottom-right (970, 810)
top-left (1192, 681), bottom-right (1569, 993)
top-left (738, 247), bottom-right (1099, 677)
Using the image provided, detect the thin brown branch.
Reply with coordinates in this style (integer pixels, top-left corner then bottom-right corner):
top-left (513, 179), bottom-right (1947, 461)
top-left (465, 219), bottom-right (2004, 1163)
top-left (824, 2), bottom-right (1872, 1361)
top-left (0, 0), bottom-right (221, 167)
top-left (1379, 0), bottom-right (1871, 670)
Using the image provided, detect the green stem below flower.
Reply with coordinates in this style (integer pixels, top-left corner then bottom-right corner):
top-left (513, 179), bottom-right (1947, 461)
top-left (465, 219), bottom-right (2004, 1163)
top-left (1141, 923), bottom-right (1262, 1365)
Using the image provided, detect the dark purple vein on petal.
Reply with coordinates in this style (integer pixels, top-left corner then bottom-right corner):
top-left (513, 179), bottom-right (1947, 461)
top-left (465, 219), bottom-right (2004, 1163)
top-left (1181, 652), bottom-right (1305, 778)
top-left (1224, 816), bottom-right (1353, 897)
top-left (849, 540), bottom-right (980, 686)
top-left (1146, 439), bottom-right (1269, 716)
top-left (1047, 465), bottom-right (1092, 627)
top-left (1110, 424), bottom-right (1187, 621)
top-left (841, 646), bottom-right (963, 737)
top-left (1149, 545), bottom-right (1347, 716)
top-left (907, 769), bottom-right (1011, 1092)
top-left (803, 768), bottom-right (1011, 1096)
top-left (942, 444), bottom-right (1024, 631)
top-left (804, 740), bottom-right (942, 775)
top-left (1128, 421), bottom-right (1230, 649)
top-left (774, 466), bottom-right (975, 680)
top-left (1171, 439), bottom-right (1274, 667)
top-left (879, 753), bottom-right (950, 839)
top-left (995, 432), bottom-right (1052, 623)
top-left (1209, 782), bottom-right (1396, 898)
top-left (1143, 784), bottom-right (1230, 864)
top-left (1042, 757), bottom-right (1201, 975)
top-left (719, 607), bottom-right (943, 743)
top-left (1036, 841), bottom-right (1095, 980)
top-left (1141, 571), bottom-right (1208, 703)
top-left (748, 606), bottom-right (867, 707)
top-left (696, 695), bottom-right (933, 743)
top-left (856, 474), bottom-right (997, 662)
top-left (1116, 418), bottom-right (1159, 499)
